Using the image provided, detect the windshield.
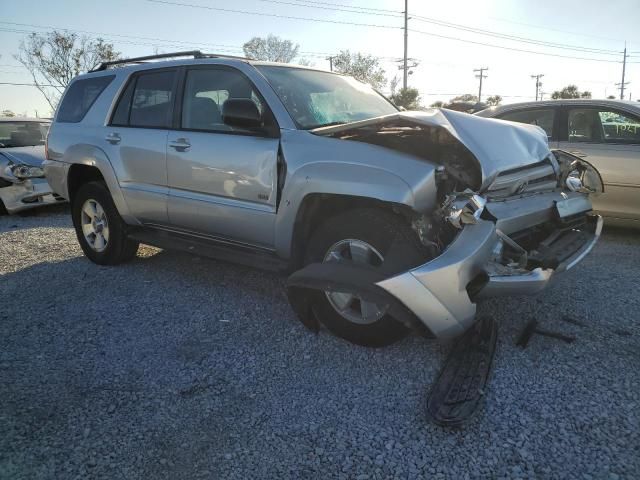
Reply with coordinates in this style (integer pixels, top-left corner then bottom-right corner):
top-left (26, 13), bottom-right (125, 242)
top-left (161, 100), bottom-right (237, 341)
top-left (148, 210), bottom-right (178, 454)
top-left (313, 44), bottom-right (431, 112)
top-left (256, 66), bottom-right (397, 129)
top-left (0, 121), bottom-right (50, 148)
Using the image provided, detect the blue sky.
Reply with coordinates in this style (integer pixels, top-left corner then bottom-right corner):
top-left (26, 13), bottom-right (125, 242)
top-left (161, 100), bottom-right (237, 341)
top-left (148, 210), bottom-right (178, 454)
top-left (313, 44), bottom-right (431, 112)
top-left (2, 0), bottom-right (639, 116)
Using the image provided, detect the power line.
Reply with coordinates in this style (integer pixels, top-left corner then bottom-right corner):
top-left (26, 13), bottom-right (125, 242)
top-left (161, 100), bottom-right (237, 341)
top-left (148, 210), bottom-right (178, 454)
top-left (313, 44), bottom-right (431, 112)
top-left (0, 82), bottom-right (57, 87)
top-left (251, 0), bottom-right (402, 17)
top-left (411, 14), bottom-right (622, 56)
top-left (144, 0), bottom-right (401, 29)
top-left (409, 28), bottom-right (625, 63)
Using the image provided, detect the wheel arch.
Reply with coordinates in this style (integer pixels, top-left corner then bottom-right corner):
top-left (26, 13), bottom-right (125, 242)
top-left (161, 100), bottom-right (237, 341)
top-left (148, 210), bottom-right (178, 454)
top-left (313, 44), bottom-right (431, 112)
top-left (64, 144), bottom-right (135, 222)
top-left (285, 192), bottom-right (419, 272)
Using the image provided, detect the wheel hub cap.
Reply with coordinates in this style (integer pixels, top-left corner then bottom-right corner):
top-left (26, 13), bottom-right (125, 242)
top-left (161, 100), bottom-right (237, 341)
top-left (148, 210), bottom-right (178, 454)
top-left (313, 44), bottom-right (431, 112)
top-left (323, 239), bottom-right (387, 325)
top-left (80, 199), bottom-right (110, 252)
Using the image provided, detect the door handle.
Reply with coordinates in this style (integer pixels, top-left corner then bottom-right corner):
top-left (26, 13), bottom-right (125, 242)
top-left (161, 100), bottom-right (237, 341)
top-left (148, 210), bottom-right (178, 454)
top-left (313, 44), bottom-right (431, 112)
top-left (105, 132), bottom-right (121, 145)
top-left (569, 150), bottom-right (588, 158)
top-left (169, 138), bottom-right (191, 152)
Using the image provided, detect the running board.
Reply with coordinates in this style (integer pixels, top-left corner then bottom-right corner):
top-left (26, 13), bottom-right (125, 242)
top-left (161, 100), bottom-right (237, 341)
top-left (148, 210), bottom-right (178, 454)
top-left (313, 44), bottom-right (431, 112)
top-left (128, 227), bottom-right (288, 272)
top-left (426, 316), bottom-right (497, 427)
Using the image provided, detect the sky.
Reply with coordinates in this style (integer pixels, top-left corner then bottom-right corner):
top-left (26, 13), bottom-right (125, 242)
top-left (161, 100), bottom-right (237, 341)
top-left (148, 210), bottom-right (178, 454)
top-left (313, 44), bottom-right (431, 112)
top-left (2, 0), bottom-right (639, 117)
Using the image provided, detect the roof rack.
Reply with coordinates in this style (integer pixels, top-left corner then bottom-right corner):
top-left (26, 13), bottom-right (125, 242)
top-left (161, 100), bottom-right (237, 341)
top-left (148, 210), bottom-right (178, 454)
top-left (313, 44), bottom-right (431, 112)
top-left (90, 50), bottom-right (250, 72)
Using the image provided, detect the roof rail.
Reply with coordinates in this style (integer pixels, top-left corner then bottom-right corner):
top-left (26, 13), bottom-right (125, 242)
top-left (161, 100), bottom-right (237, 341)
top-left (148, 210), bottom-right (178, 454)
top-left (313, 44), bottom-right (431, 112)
top-left (90, 50), bottom-right (250, 72)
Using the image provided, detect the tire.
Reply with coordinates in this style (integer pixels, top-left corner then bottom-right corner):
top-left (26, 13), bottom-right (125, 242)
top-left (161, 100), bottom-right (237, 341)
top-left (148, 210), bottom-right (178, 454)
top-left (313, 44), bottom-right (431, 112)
top-left (72, 181), bottom-right (139, 265)
top-left (303, 208), bottom-right (431, 347)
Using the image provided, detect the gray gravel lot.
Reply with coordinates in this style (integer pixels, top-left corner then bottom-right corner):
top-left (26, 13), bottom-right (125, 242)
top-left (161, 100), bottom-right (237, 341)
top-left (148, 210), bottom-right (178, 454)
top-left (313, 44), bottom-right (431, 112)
top-left (1, 205), bottom-right (639, 480)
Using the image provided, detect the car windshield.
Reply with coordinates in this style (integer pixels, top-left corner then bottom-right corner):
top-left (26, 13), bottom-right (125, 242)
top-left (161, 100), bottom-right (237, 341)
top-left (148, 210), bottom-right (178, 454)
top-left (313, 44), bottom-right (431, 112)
top-left (256, 66), bottom-right (397, 129)
top-left (0, 121), bottom-right (50, 148)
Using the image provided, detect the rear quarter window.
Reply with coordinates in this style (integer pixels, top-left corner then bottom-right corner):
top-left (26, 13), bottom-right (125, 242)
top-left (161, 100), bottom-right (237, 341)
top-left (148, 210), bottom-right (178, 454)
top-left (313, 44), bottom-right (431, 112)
top-left (57, 75), bottom-right (115, 123)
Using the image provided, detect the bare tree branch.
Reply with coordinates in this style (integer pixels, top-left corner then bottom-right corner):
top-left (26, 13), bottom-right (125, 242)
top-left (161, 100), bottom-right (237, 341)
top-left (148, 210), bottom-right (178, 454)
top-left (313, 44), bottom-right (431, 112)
top-left (14, 31), bottom-right (119, 111)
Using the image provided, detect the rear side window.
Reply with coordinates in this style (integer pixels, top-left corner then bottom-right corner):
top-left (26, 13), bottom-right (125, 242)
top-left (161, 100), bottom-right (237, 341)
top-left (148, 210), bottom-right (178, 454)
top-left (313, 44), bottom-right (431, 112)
top-left (499, 108), bottom-right (555, 138)
top-left (57, 75), bottom-right (115, 123)
top-left (111, 70), bottom-right (176, 129)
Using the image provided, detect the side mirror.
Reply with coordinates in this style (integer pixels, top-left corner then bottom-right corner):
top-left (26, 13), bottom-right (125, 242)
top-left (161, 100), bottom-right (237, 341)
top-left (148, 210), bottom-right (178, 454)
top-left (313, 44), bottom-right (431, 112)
top-left (222, 99), bottom-right (262, 128)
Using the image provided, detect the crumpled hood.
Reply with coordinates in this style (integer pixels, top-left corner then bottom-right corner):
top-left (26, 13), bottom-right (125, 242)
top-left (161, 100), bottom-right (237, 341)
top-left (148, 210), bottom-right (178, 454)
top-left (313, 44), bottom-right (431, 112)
top-left (314, 109), bottom-right (552, 189)
top-left (0, 145), bottom-right (47, 167)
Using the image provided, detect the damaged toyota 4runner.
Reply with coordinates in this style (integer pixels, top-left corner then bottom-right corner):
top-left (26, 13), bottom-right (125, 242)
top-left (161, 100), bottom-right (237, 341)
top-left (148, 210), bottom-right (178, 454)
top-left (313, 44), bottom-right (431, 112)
top-left (45, 51), bottom-right (603, 347)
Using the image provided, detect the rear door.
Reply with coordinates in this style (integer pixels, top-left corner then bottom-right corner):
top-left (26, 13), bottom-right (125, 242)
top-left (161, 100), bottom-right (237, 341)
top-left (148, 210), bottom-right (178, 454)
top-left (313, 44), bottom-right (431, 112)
top-left (558, 106), bottom-right (640, 220)
top-left (105, 68), bottom-right (178, 224)
top-left (166, 65), bottom-right (280, 249)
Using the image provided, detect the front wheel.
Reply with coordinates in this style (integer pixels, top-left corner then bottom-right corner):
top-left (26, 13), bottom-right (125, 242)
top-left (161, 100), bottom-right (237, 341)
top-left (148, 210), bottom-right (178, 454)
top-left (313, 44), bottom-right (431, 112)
top-left (303, 208), bottom-right (431, 347)
top-left (72, 181), bottom-right (139, 265)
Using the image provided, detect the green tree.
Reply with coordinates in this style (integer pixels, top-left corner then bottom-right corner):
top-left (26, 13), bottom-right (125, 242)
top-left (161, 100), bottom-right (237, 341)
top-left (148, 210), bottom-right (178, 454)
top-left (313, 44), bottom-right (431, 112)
top-left (332, 50), bottom-right (386, 89)
top-left (391, 87), bottom-right (421, 110)
top-left (551, 85), bottom-right (591, 100)
top-left (2, 110), bottom-right (16, 117)
top-left (430, 101), bottom-right (444, 108)
top-left (16, 31), bottom-right (119, 110)
top-left (242, 35), bottom-right (299, 63)
top-left (486, 95), bottom-right (502, 106)
top-left (449, 93), bottom-right (478, 103)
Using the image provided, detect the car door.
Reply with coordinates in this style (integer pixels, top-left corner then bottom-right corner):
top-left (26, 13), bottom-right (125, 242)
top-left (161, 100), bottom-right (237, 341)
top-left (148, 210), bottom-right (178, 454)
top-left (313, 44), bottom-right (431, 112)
top-left (495, 107), bottom-right (559, 147)
top-left (558, 106), bottom-right (640, 220)
top-left (166, 65), bottom-right (280, 249)
top-left (105, 68), bottom-right (178, 224)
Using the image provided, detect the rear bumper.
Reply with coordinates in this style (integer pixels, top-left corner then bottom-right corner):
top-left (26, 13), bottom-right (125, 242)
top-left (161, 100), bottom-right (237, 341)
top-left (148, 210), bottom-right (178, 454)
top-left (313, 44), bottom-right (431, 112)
top-left (376, 191), bottom-right (601, 339)
top-left (0, 178), bottom-right (65, 214)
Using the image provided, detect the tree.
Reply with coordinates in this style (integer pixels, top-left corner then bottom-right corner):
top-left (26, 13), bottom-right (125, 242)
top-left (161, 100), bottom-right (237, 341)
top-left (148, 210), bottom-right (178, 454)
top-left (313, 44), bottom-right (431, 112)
top-left (332, 50), bottom-right (386, 89)
top-left (430, 101), bottom-right (444, 108)
top-left (391, 87), bottom-right (421, 110)
top-left (15, 31), bottom-right (119, 111)
top-left (551, 84), bottom-right (591, 100)
top-left (2, 110), bottom-right (16, 117)
top-left (449, 93), bottom-right (478, 103)
top-left (607, 95), bottom-right (616, 99)
top-left (243, 35), bottom-right (299, 63)
top-left (486, 95), bottom-right (502, 106)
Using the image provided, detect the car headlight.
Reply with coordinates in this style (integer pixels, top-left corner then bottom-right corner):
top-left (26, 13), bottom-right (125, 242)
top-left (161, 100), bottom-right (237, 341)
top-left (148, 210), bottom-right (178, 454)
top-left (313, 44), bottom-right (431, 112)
top-left (9, 163), bottom-right (45, 179)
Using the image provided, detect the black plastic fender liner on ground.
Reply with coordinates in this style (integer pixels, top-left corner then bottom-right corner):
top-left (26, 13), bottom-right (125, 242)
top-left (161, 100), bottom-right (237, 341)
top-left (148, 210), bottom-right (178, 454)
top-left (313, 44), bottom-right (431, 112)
top-left (426, 316), bottom-right (498, 427)
top-left (286, 262), bottom-right (423, 333)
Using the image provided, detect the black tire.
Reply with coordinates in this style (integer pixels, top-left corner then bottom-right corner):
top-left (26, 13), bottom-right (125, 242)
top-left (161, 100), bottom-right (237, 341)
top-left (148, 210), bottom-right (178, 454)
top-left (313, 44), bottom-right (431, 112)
top-left (72, 181), bottom-right (139, 265)
top-left (303, 208), bottom-right (430, 347)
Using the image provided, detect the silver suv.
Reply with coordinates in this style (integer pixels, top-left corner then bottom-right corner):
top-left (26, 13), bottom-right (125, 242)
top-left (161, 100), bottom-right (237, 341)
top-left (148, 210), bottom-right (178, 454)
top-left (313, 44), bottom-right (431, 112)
top-left (45, 51), bottom-right (602, 347)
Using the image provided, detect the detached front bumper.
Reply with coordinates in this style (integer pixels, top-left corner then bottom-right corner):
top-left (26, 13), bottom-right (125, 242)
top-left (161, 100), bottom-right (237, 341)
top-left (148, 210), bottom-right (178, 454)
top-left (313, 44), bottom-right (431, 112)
top-left (0, 178), bottom-right (65, 214)
top-left (376, 191), bottom-right (601, 339)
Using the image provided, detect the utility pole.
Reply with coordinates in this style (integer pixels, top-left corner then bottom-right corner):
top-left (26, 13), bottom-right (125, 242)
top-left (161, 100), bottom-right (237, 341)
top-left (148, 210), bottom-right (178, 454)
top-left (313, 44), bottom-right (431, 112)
top-left (326, 56), bottom-right (334, 72)
top-left (474, 67), bottom-right (488, 102)
top-left (616, 43), bottom-right (629, 100)
top-left (530, 74), bottom-right (544, 101)
top-left (403, 0), bottom-right (409, 89)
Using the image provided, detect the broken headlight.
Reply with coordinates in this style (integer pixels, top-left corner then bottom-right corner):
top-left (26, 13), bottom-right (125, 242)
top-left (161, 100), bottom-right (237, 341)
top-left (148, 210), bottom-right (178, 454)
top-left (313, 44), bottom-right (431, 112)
top-left (7, 163), bottom-right (45, 180)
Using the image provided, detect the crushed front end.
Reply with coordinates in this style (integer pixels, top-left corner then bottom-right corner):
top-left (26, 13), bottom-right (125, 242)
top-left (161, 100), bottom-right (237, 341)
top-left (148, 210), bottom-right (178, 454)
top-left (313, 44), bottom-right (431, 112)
top-left (377, 151), bottom-right (603, 338)
top-left (0, 149), bottom-right (63, 214)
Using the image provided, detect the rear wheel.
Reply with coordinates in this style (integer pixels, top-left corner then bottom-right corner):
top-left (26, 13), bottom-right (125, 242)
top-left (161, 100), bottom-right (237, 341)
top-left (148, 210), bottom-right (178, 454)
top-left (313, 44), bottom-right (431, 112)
top-left (72, 181), bottom-right (139, 265)
top-left (303, 208), bottom-right (430, 347)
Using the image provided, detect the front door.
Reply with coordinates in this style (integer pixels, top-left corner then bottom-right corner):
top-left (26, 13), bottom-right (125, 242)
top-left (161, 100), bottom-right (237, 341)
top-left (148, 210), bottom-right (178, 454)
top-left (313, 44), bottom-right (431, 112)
top-left (558, 106), bottom-right (640, 220)
top-left (166, 66), bottom-right (280, 249)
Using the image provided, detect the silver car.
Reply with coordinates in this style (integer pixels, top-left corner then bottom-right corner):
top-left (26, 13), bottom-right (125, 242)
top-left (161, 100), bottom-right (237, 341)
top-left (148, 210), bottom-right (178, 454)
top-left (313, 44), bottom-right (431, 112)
top-left (0, 117), bottom-right (64, 214)
top-left (477, 99), bottom-right (640, 227)
top-left (44, 51), bottom-right (601, 347)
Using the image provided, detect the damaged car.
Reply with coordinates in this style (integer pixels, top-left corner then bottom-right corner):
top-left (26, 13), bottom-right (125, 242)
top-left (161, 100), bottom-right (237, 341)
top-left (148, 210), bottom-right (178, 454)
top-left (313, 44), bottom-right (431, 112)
top-left (0, 117), bottom-right (65, 214)
top-left (44, 51), bottom-right (602, 347)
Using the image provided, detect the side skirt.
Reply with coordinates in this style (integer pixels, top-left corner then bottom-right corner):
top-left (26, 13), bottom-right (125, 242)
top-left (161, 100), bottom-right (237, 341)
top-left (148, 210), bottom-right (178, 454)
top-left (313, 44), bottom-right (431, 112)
top-left (127, 226), bottom-right (289, 272)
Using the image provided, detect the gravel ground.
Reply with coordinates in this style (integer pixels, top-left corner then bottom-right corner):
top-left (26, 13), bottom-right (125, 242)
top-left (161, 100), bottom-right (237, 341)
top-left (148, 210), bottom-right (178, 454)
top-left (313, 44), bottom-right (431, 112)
top-left (1, 205), bottom-right (639, 480)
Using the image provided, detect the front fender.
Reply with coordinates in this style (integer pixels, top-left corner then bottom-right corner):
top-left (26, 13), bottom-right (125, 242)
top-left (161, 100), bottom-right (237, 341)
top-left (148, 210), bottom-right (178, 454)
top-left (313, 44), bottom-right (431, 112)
top-left (274, 161), bottom-right (418, 258)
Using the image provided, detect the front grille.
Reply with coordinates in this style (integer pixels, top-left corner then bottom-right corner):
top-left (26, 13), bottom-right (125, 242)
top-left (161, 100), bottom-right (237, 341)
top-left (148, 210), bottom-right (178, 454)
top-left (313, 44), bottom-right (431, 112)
top-left (487, 159), bottom-right (557, 198)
